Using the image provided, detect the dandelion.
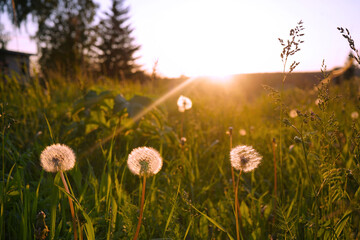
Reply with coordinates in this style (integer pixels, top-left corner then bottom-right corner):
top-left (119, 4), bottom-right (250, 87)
top-left (180, 137), bottom-right (187, 147)
top-left (239, 129), bottom-right (247, 136)
top-left (351, 111), bottom-right (359, 119)
top-left (230, 145), bottom-right (262, 172)
top-left (127, 147), bottom-right (163, 176)
top-left (127, 147), bottom-right (163, 240)
top-left (289, 109), bottom-right (298, 118)
top-left (177, 95), bottom-right (192, 112)
top-left (230, 145), bottom-right (262, 240)
top-left (40, 144), bottom-right (78, 240)
top-left (178, 95), bottom-right (192, 143)
top-left (40, 144), bottom-right (76, 172)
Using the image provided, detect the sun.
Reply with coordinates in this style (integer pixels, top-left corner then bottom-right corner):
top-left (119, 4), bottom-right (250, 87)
top-left (206, 74), bottom-right (233, 84)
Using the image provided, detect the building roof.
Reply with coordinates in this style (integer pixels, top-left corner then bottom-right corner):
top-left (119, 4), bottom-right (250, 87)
top-left (0, 49), bottom-right (35, 57)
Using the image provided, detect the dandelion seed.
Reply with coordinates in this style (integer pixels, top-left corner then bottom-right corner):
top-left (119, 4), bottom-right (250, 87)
top-left (230, 145), bottom-right (262, 172)
top-left (239, 129), bottom-right (247, 136)
top-left (40, 144), bottom-right (76, 172)
top-left (351, 111), bottom-right (359, 119)
top-left (289, 109), bottom-right (298, 118)
top-left (177, 95), bottom-right (192, 112)
top-left (127, 147), bottom-right (163, 176)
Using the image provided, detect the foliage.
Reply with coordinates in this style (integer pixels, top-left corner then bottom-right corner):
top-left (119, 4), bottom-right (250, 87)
top-left (1, 69), bottom-right (359, 239)
top-left (0, 0), bottom-right (57, 26)
top-left (0, 23), bottom-right (10, 49)
top-left (36, 0), bottom-right (97, 79)
top-left (94, 0), bottom-right (140, 80)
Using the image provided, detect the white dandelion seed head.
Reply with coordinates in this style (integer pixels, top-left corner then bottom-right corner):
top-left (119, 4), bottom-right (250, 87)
top-left (239, 129), bottom-right (247, 136)
top-left (177, 95), bottom-right (192, 112)
top-left (230, 145), bottom-right (262, 172)
top-left (40, 144), bottom-right (76, 172)
top-left (351, 111), bottom-right (359, 119)
top-left (289, 109), bottom-right (298, 118)
top-left (127, 147), bottom-right (163, 176)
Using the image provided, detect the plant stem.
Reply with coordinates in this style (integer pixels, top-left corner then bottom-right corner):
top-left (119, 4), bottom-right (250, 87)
top-left (60, 171), bottom-right (78, 240)
top-left (229, 127), bottom-right (243, 238)
top-left (272, 138), bottom-right (277, 225)
top-left (235, 170), bottom-right (243, 240)
top-left (133, 175), bottom-right (146, 240)
top-left (229, 128), bottom-right (236, 192)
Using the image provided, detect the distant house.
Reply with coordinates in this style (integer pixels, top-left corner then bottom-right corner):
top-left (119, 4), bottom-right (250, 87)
top-left (0, 49), bottom-right (34, 83)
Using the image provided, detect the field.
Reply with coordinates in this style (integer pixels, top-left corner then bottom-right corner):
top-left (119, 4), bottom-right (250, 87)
top-left (1, 65), bottom-right (360, 240)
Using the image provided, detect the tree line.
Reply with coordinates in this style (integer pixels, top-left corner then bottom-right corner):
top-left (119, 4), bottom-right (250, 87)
top-left (0, 0), bottom-right (142, 81)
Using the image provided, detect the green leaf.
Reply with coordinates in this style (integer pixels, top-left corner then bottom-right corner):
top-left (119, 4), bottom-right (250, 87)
top-left (335, 210), bottom-right (352, 238)
top-left (113, 94), bottom-right (129, 114)
top-left (127, 95), bottom-right (152, 118)
top-left (189, 202), bottom-right (234, 240)
top-left (55, 183), bottom-right (95, 240)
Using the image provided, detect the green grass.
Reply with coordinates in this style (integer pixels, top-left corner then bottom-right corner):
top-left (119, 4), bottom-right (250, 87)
top-left (1, 68), bottom-right (360, 239)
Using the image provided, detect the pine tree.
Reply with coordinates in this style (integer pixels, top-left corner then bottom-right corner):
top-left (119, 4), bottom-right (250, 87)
top-left (95, 0), bottom-right (140, 80)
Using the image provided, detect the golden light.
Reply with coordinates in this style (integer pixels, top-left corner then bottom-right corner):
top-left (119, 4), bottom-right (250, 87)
top-left (85, 76), bottom-right (198, 156)
top-left (206, 74), bottom-right (233, 84)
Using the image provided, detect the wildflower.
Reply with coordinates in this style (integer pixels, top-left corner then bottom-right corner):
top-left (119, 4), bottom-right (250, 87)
top-left (351, 111), bottom-right (359, 119)
top-left (180, 137), bottom-right (187, 147)
top-left (177, 95), bottom-right (192, 112)
top-left (40, 144), bottom-right (76, 173)
top-left (230, 145), bottom-right (262, 172)
top-left (315, 98), bottom-right (323, 106)
top-left (239, 129), bottom-right (247, 136)
top-left (289, 109), bottom-right (298, 118)
top-left (127, 147), bottom-right (163, 176)
top-left (289, 144), bottom-right (295, 152)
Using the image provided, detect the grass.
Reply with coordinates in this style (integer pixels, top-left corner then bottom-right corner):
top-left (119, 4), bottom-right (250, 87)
top-left (1, 37), bottom-right (360, 239)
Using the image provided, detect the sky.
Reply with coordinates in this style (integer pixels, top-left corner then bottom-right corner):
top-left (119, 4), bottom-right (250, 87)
top-left (2, 0), bottom-right (360, 78)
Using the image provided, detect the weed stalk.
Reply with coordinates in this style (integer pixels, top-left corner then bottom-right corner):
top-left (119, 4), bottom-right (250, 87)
top-left (272, 138), bottom-right (277, 225)
top-left (235, 170), bottom-right (243, 240)
top-left (133, 175), bottom-right (146, 240)
top-left (60, 171), bottom-right (78, 240)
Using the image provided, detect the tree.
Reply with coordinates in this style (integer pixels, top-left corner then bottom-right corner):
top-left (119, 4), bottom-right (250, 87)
top-left (0, 0), bottom-right (57, 27)
top-left (36, 0), bottom-right (97, 79)
top-left (0, 23), bottom-right (10, 49)
top-left (95, 0), bottom-right (140, 80)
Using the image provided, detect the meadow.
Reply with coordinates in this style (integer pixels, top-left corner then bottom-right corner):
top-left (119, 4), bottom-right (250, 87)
top-left (1, 28), bottom-right (360, 240)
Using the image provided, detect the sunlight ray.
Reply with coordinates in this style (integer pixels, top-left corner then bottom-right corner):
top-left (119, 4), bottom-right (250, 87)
top-left (84, 76), bottom-right (198, 156)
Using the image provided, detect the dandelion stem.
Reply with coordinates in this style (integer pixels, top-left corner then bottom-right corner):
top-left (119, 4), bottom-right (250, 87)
top-left (60, 171), bottom-right (78, 240)
top-left (235, 170), bottom-right (243, 240)
top-left (228, 127), bottom-right (242, 235)
top-left (229, 128), bottom-right (236, 192)
top-left (133, 175), bottom-right (146, 240)
top-left (181, 113), bottom-right (184, 139)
